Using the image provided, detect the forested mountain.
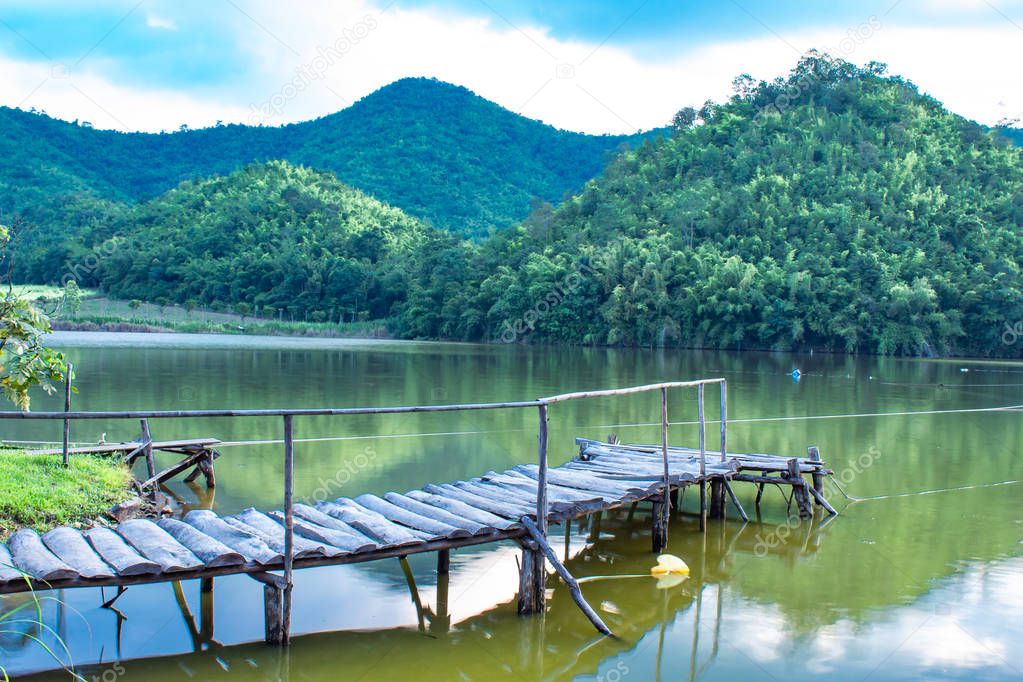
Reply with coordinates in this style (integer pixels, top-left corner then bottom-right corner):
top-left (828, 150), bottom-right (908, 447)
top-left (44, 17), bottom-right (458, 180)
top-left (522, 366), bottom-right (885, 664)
top-left (399, 55), bottom-right (1023, 356)
top-left (1000, 126), bottom-right (1023, 147)
top-left (80, 161), bottom-right (439, 322)
top-left (0, 77), bottom-right (645, 267)
top-left (7, 56), bottom-right (1023, 356)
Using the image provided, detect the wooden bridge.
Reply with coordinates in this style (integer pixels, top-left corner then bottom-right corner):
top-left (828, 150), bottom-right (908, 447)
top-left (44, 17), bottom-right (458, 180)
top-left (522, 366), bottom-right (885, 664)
top-left (0, 380), bottom-right (834, 645)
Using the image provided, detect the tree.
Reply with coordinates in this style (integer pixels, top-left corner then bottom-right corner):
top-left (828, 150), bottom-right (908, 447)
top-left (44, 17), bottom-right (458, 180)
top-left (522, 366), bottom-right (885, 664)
top-left (234, 302), bottom-right (251, 323)
top-left (0, 224), bottom-right (69, 409)
top-left (62, 280), bottom-right (82, 316)
top-left (128, 299), bottom-right (141, 314)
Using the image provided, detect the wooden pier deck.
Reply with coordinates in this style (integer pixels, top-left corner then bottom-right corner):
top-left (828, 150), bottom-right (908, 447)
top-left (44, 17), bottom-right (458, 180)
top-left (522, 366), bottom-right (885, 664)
top-left (0, 379), bottom-right (835, 645)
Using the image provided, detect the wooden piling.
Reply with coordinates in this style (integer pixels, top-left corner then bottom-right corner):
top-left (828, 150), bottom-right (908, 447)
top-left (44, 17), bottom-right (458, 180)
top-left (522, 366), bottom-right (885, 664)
top-left (263, 583), bottom-right (284, 645)
top-left (697, 385), bottom-right (707, 532)
top-left (651, 499), bottom-right (666, 552)
top-left (808, 446), bottom-right (823, 501)
top-left (709, 479), bottom-right (726, 519)
top-left (787, 458), bottom-right (813, 518)
top-left (61, 363), bottom-right (73, 467)
top-left (282, 415), bottom-right (295, 644)
top-left (140, 419), bottom-right (155, 481)
top-left (437, 549), bottom-right (450, 575)
top-left (659, 387), bottom-right (670, 547)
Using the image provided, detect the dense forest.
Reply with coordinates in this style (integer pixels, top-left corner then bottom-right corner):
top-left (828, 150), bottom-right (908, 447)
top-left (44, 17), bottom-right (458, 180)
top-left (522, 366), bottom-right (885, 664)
top-left (0, 77), bottom-right (645, 269)
top-left (6, 55), bottom-right (1023, 356)
top-left (398, 55), bottom-right (1023, 356)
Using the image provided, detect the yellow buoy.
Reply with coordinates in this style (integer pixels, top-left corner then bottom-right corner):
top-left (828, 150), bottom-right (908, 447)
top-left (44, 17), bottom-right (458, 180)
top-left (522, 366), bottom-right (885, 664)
top-left (650, 554), bottom-right (690, 576)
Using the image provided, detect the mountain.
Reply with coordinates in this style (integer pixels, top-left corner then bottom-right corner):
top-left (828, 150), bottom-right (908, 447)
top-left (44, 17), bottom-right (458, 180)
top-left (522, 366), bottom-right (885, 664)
top-left (84, 161), bottom-right (441, 321)
top-left (999, 126), bottom-right (1023, 147)
top-left (0, 77), bottom-right (647, 260)
top-left (397, 54), bottom-right (1023, 356)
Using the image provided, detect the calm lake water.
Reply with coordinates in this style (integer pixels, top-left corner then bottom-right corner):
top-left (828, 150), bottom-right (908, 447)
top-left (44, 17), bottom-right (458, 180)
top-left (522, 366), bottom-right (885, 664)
top-left (3, 331), bottom-right (1022, 681)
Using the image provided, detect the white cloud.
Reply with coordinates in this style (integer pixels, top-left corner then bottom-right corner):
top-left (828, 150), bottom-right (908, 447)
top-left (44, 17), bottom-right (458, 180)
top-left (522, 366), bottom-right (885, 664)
top-left (145, 14), bottom-right (177, 31)
top-left (1, 0), bottom-right (1021, 133)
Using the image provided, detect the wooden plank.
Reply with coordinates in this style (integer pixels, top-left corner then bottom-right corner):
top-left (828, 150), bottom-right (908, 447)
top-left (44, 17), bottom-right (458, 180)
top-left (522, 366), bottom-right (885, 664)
top-left (355, 494), bottom-right (471, 539)
top-left (83, 527), bottom-right (162, 576)
top-left (404, 491), bottom-right (518, 530)
top-left (184, 510), bottom-right (282, 565)
top-left (266, 511), bottom-right (377, 554)
top-left (0, 545), bottom-right (25, 583)
top-left (156, 518), bottom-right (246, 568)
top-left (449, 482), bottom-right (537, 516)
top-left (514, 464), bottom-right (655, 498)
top-left (497, 471), bottom-right (618, 504)
top-left (227, 510), bottom-right (339, 558)
top-left (140, 452), bottom-right (206, 489)
top-left (292, 504), bottom-right (380, 545)
top-left (382, 492), bottom-right (493, 535)
top-left (42, 527), bottom-right (115, 579)
top-left (8, 530), bottom-right (78, 581)
top-left (316, 500), bottom-right (427, 546)
top-left (116, 520), bottom-right (204, 573)
top-left (422, 483), bottom-right (527, 520)
top-left (474, 478), bottom-right (605, 517)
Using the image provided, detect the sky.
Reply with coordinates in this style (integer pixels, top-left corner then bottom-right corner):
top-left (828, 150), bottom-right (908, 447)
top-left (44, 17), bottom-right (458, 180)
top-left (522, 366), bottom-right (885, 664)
top-left (0, 0), bottom-right (1021, 134)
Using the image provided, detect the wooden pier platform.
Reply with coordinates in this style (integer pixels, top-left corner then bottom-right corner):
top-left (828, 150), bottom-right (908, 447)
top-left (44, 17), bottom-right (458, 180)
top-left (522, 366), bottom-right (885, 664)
top-left (0, 379), bottom-right (835, 646)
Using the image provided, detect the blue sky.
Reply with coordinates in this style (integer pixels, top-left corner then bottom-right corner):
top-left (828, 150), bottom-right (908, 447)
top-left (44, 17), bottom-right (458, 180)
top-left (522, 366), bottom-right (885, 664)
top-left (0, 0), bottom-right (1021, 133)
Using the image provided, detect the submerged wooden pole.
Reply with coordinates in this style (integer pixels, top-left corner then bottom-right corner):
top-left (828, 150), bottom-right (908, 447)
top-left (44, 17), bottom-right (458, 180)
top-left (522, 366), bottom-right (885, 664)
top-left (697, 385), bottom-right (707, 532)
top-left (520, 516), bottom-right (613, 637)
top-left (282, 414), bottom-right (295, 644)
top-left (653, 387), bottom-right (669, 552)
top-left (808, 446), bottom-right (823, 500)
top-left (787, 458), bottom-right (813, 519)
top-left (61, 363), bottom-right (73, 467)
top-left (519, 403), bottom-right (548, 615)
top-left (140, 418), bottom-right (155, 480)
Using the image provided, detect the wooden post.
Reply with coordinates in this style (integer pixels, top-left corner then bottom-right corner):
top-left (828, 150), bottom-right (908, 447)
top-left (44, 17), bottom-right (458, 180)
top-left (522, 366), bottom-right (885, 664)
top-left (656, 386), bottom-right (669, 551)
top-left (787, 458), bottom-right (813, 518)
top-left (709, 479), bottom-right (726, 519)
top-left (437, 548), bottom-right (450, 575)
top-left (697, 384), bottom-right (707, 532)
top-left (651, 498), bottom-right (666, 552)
top-left (432, 567), bottom-right (450, 634)
top-left (61, 363), bottom-right (73, 467)
top-left (282, 414), bottom-right (295, 644)
top-left (140, 419), bottom-right (155, 480)
top-left (719, 381), bottom-right (727, 462)
top-left (200, 577), bottom-right (214, 643)
top-left (519, 403), bottom-right (548, 615)
top-left (264, 583), bottom-right (284, 645)
top-left (808, 446), bottom-right (823, 502)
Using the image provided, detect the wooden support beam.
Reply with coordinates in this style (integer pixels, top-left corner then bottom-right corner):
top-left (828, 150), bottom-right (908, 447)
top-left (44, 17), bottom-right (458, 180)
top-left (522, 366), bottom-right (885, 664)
top-left (709, 479), bottom-right (726, 519)
top-left (200, 577), bottom-right (214, 644)
top-left (806, 484), bottom-right (838, 516)
top-left (437, 548), bottom-right (450, 575)
top-left (140, 419), bottom-right (155, 481)
top-left (517, 545), bottom-right (544, 615)
top-left (697, 385), bottom-right (707, 532)
top-left (721, 479), bottom-right (749, 522)
top-left (62, 363), bottom-right (73, 467)
top-left (808, 446), bottom-right (824, 501)
top-left (520, 516), bottom-right (613, 637)
top-left (787, 458), bottom-right (813, 518)
top-left (263, 583), bottom-right (284, 645)
top-left (651, 499), bottom-right (666, 553)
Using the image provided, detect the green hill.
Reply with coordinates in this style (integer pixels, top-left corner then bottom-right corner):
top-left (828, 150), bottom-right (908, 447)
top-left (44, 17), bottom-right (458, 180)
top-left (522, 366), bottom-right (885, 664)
top-left (0, 77), bottom-right (646, 270)
top-left (398, 55), bottom-right (1023, 356)
top-left (84, 161), bottom-right (443, 322)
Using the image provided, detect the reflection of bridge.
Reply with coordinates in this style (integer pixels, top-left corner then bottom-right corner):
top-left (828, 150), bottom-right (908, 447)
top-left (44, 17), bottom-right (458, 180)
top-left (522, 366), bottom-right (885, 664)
top-left (33, 513), bottom-right (833, 681)
top-left (0, 380), bottom-right (833, 649)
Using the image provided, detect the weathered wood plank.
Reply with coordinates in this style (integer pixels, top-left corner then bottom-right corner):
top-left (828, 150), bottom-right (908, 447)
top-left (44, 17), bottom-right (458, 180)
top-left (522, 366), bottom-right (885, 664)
top-left (354, 494), bottom-right (471, 539)
top-left (404, 491), bottom-right (518, 530)
top-left (116, 519), bottom-right (204, 573)
top-left (448, 482), bottom-right (536, 516)
top-left (184, 510), bottom-right (282, 565)
top-left (267, 511), bottom-right (376, 554)
top-left (83, 527), bottom-right (162, 576)
top-left (422, 484), bottom-right (526, 520)
top-left (316, 500), bottom-right (426, 546)
top-left (156, 518), bottom-right (246, 568)
top-left (42, 527), bottom-right (115, 579)
top-left (383, 492), bottom-right (493, 535)
top-left (227, 509), bottom-right (338, 558)
top-left (8, 530), bottom-right (78, 581)
top-left (292, 504), bottom-right (380, 545)
top-left (0, 545), bottom-right (25, 582)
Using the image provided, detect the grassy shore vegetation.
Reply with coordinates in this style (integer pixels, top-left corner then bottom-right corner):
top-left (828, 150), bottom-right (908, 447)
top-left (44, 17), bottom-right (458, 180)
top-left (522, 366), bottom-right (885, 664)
top-left (0, 448), bottom-right (131, 541)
